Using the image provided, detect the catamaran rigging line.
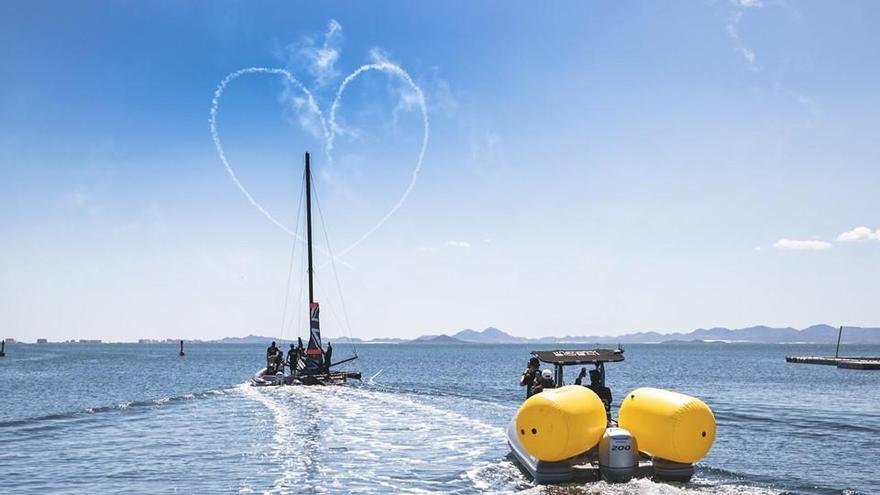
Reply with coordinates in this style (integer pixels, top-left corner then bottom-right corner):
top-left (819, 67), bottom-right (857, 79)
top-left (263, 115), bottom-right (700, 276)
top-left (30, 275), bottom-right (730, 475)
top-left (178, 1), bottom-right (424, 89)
top-left (279, 172), bottom-right (305, 341)
top-left (251, 151), bottom-right (362, 386)
top-left (311, 176), bottom-right (358, 355)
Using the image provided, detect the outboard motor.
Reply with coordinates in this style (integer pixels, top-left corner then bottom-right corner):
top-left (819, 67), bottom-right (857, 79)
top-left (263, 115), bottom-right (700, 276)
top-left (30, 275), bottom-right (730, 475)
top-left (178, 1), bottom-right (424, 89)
top-left (598, 427), bottom-right (638, 483)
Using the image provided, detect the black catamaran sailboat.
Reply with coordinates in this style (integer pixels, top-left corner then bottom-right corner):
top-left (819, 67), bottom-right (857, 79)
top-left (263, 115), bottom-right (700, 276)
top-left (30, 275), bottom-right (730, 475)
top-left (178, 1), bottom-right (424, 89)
top-left (252, 152), bottom-right (362, 387)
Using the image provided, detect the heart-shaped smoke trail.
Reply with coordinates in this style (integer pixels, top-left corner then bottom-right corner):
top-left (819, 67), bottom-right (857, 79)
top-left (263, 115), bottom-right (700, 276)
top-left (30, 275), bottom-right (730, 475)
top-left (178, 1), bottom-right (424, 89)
top-left (326, 62), bottom-right (429, 259)
top-left (210, 63), bottom-right (429, 264)
top-left (210, 67), bottom-right (326, 242)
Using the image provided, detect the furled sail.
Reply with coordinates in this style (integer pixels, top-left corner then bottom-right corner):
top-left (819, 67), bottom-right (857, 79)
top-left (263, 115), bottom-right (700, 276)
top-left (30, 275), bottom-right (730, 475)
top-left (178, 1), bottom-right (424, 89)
top-left (299, 302), bottom-right (325, 374)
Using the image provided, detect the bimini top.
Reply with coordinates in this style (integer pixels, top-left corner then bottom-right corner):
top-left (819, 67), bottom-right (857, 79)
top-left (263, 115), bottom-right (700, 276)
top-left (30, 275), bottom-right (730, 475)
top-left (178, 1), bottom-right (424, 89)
top-left (531, 348), bottom-right (625, 365)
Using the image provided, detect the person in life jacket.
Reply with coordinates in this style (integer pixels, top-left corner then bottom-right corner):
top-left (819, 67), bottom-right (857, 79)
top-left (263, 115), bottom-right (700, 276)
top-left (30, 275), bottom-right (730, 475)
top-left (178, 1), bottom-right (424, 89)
top-left (530, 369), bottom-right (556, 395)
top-left (519, 357), bottom-right (541, 398)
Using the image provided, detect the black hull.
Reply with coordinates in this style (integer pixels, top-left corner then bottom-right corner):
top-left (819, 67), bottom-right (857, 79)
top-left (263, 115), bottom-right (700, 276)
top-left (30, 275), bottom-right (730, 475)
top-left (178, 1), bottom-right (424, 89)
top-left (251, 368), bottom-right (361, 387)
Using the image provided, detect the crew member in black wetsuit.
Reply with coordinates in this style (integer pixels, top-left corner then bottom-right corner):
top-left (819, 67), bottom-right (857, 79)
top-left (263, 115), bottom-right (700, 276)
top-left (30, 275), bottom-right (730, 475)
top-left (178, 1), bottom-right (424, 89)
top-left (287, 344), bottom-right (299, 376)
top-left (577, 367), bottom-right (613, 416)
top-left (530, 369), bottom-right (556, 395)
top-left (519, 357), bottom-right (540, 398)
top-left (273, 351), bottom-right (284, 375)
top-left (323, 342), bottom-right (333, 375)
top-left (266, 341), bottom-right (279, 373)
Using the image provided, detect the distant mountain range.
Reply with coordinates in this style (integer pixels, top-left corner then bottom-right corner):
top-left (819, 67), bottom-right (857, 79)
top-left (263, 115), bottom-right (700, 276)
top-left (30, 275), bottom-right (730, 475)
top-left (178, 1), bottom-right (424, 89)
top-left (213, 324), bottom-right (880, 345)
top-left (437, 324), bottom-right (880, 344)
top-left (212, 334), bottom-right (407, 344)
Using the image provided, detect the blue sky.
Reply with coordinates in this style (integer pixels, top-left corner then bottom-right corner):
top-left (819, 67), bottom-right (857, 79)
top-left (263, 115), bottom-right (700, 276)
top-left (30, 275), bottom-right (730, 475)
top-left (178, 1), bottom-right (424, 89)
top-left (1, 1), bottom-right (878, 342)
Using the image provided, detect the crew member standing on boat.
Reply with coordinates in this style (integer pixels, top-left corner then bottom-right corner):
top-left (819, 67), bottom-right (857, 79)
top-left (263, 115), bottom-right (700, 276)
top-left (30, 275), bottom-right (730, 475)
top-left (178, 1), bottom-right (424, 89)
top-left (287, 344), bottom-right (299, 375)
top-left (323, 342), bottom-right (333, 375)
top-left (267, 342), bottom-right (279, 373)
top-left (530, 369), bottom-right (556, 395)
top-left (519, 357), bottom-right (540, 398)
top-left (577, 367), bottom-right (613, 416)
top-left (274, 351), bottom-right (284, 375)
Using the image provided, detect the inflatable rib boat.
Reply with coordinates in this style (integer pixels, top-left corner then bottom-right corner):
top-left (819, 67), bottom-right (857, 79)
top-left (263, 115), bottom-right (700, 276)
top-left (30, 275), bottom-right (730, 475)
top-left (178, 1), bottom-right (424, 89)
top-left (508, 349), bottom-right (716, 484)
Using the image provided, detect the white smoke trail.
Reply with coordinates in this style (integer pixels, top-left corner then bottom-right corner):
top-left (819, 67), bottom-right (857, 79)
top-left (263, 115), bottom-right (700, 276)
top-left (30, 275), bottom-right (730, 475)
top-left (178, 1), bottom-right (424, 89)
top-left (210, 67), bottom-right (327, 244)
top-left (326, 62), bottom-right (430, 259)
top-left (210, 62), bottom-right (429, 264)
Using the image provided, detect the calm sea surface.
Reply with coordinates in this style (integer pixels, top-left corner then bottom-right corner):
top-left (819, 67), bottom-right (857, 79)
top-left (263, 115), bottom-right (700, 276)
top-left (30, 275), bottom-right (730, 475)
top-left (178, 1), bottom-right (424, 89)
top-left (1, 342), bottom-right (877, 494)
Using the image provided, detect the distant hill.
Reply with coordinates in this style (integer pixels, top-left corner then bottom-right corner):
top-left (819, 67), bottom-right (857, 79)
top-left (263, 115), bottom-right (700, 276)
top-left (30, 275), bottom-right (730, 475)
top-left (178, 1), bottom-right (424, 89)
top-left (331, 336), bottom-right (409, 344)
top-left (417, 324), bottom-right (880, 345)
top-left (404, 334), bottom-right (469, 345)
top-left (214, 324), bottom-right (880, 346)
top-left (452, 327), bottom-right (530, 343)
top-left (213, 334), bottom-right (408, 344)
top-left (214, 334), bottom-right (282, 344)
top-left (612, 324), bottom-right (880, 344)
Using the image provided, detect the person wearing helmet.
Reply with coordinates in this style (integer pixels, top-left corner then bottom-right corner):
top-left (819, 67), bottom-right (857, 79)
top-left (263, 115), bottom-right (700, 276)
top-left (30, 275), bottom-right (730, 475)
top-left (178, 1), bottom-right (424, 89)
top-left (530, 369), bottom-right (556, 395)
top-left (519, 357), bottom-right (541, 398)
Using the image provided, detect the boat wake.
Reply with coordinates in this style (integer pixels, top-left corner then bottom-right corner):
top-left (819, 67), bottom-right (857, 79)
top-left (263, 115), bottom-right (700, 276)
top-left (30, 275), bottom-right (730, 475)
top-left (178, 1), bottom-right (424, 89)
top-left (514, 477), bottom-right (786, 495)
top-left (239, 383), bottom-right (514, 493)
top-left (0, 387), bottom-right (235, 433)
top-left (238, 384), bottom-right (826, 495)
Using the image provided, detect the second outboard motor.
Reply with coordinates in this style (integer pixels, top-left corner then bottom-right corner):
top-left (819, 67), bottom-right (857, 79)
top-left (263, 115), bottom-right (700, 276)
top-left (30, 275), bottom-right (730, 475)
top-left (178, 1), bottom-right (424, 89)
top-left (598, 427), bottom-right (638, 483)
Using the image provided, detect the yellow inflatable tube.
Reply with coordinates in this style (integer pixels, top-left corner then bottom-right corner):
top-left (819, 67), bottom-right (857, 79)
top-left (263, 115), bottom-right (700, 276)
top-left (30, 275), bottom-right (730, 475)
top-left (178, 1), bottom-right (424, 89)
top-left (514, 385), bottom-right (607, 462)
top-left (618, 387), bottom-right (716, 464)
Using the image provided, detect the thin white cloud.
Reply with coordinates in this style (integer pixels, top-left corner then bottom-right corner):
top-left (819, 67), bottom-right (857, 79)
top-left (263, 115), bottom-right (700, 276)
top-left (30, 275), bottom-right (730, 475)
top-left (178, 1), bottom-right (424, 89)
top-left (445, 240), bottom-right (471, 248)
top-left (368, 46), bottom-right (393, 66)
top-left (726, 12), bottom-right (759, 71)
top-left (836, 226), bottom-right (880, 242)
top-left (732, 0), bottom-right (763, 7)
top-left (773, 239), bottom-right (832, 251)
top-left (284, 19), bottom-right (344, 85)
top-left (469, 130), bottom-right (507, 175)
top-left (726, 0), bottom-right (763, 71)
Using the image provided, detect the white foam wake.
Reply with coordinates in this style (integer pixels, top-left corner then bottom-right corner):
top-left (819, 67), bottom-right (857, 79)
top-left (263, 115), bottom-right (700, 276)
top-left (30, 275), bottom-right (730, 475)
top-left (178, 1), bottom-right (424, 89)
top-left (239, 384), bottom-right (510, 494)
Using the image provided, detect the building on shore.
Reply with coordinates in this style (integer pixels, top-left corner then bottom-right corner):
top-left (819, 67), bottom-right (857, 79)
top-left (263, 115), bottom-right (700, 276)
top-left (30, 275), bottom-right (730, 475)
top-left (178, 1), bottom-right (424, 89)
top-left (4, 338), bottom-right (16, 344)
top-left (37, 338), bottom-right (48, 344)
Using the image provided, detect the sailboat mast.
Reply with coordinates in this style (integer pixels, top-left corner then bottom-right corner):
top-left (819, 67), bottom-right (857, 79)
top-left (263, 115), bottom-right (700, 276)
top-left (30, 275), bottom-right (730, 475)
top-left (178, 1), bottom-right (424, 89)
top-left (303, 151), bottom-right (324, 372)
top-left (305, 152), bottom-right (314, 305)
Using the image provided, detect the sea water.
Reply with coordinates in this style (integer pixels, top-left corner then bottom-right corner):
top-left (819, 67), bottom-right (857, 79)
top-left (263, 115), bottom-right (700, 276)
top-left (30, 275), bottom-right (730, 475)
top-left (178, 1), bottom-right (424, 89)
top-left (0, 342), bottom-right (877, 494)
